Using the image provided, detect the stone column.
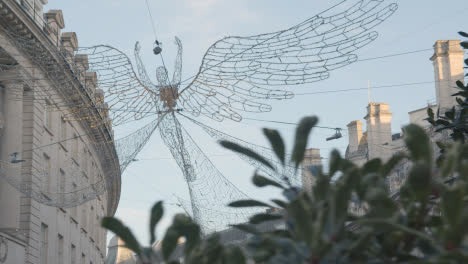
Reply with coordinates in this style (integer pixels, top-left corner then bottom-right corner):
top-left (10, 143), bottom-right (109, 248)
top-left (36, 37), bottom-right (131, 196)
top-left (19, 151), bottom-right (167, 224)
top-left (347, 120), bottom-right (363, 153)
top-left (365, 103), bottom-right (392, 161)
top-left (0, 68), bottom-right (24, 230)
top-left (430, 40), bottom-right (465, 112)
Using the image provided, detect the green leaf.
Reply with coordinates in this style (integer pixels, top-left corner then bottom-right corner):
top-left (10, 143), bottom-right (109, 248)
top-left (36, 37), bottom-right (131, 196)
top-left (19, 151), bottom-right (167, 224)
top-left (382, 152), bottom-right (406, 176)
top-left (229, 199), bottom-right (272, 208)
top-left (162, 227), bottom-right (180, 261)
top-left (101, 217), bottom-right (141, 256)
top-left (440, 142), bottom-right (461, 178)
top-left (442, 185), bottom-right (466, 227)
top-left (220, 140), bottom-right (274, 170)
top-left (224, 247), bottom-right (247, 264)
top-left (263, 128), bottom-right (286, 165)
top-left (252, 173), bottom-right (284, 189)
top-left (459, 31), bottom-right (468, 38)
top-left (427, 107), bottom-right (435, 120)
top-left (461, 41), bottom-right (468, 49)
top-left (456, 80), bottom-right (465, 89)
top-left (271, 199), bottom-right (288, 208)
top-left (329, 149), bottom-right (342, 176)
top-left (362, 158), bottom-right (382, 175)
top-left (172, 214), bottom-right (201, 257)
top-left (403, 124), bottom-right (432, 163)
top-left (406, 162), bottom-right (432, 200)
top-left (291, 116), bottom-right (318, 169)
top-left (149, 201), bottom-right (164, 245)
top-left (356, 219), bottom-right (437, 245)
top-left (445, 108), bottom-right (455, 120)
top-left (249, 213), bottom-right (283, 224)
top-left (231, 224), bottom-right (259, 235)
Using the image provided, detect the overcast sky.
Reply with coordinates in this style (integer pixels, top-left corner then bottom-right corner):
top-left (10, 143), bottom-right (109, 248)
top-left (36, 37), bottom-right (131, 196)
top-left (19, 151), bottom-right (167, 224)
top-left (45, 0), bottom-right (468, 246)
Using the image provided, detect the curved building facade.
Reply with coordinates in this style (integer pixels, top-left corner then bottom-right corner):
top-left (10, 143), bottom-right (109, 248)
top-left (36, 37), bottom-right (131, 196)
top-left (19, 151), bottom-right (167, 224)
top-left (0, 0), bottom-right (121, 263)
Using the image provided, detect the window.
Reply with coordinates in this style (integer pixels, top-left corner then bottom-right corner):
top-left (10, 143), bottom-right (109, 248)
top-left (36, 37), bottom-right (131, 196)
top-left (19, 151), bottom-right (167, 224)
top-left (82, 148), bottom-right (88, 175)
top-left (81, 205), bottom-right (87, 230)
top-left (90, 162), bottom-right (95, 185)
top-left (58, 169), bottom-right (66, 204)
top-left (43, 100), bottom-right (52, 129)
top-left (71, 183), bottom-right (78, 219)
top-left (40, 223), bottom-right (48, 264)
top-left (72, 133), bottom-right (79, 161)
top-left (89, 206), bottom-right (95, 237)
top-left (60, 116), bottom-right (67, 148)
top-left (86, 152), bottom-right (94, 174)
top-left (57, 234), bottom-right (64, 263)
top-left (42, 153), bottom-right (51, 194)
top-left (71, 244), bottom-right (76, 264)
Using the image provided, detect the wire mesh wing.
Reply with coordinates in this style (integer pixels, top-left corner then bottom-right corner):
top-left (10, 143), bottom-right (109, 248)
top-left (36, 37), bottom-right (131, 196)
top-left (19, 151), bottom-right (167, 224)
top-left (180, 0), bottom-right (398, 121)
top-left (78, 45), bottom-right (158, 126)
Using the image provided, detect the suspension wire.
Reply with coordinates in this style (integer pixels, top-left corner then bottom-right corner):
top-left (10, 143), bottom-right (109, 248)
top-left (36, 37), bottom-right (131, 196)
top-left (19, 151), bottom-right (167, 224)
top-left (357, 47), bottom-right (435, 62)
top-left (144, 0), bottom-right (168, 70)
top-left (242, 117), bottom-right (343, 130)
top-left (294, 80), bottom-right (443, 96)
top-left (242, 117), bottom-right (419, 137)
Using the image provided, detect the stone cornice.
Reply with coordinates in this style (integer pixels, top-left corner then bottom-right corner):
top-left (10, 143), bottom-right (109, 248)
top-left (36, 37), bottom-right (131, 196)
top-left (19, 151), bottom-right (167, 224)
top-left (430, 40), bottom-right (464, 61)
top-left (45, 9), bottom-right (64, 29)
top-left (61, 31), bottom-right (78, 51)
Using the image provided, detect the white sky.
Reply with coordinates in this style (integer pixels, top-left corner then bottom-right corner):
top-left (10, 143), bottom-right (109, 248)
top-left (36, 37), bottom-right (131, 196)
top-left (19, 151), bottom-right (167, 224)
top-left (45, 0), bottom-right (468, 246)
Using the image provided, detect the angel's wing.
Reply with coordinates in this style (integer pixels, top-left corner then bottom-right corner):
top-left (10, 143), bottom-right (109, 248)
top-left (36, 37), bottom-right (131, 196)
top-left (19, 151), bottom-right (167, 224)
top-left (78, 45), bottom-right (158, 126)
top-left (180, 0), bottom-right (398, 122)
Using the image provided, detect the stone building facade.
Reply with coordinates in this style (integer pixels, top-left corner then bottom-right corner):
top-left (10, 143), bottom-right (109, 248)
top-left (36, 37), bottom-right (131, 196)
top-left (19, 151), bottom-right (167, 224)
top-left (345, 39), bottom-right (465, 194)
top-left (0, 0), bottom-right (121, 263)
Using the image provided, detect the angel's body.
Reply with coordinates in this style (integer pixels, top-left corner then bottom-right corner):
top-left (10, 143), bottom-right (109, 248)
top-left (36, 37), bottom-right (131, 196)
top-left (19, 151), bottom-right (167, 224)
top-left (129, 0), bottom-right (398, 230)
top-left (79, 0), bottom-right (400, 232)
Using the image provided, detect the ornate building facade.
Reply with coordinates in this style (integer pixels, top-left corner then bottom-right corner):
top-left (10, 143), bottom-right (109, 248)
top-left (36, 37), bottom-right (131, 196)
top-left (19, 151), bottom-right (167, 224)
top-left (0, 0), bottom-right (121, 263)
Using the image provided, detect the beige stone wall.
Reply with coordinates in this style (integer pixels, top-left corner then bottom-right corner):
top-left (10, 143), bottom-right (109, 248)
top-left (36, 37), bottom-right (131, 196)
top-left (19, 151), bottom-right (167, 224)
top-left (0, 63), bottom-right (109, 264)
top-left (431, 40), bottom-right (465, 112)
top-left (0, 1), bottom-right (119, 263)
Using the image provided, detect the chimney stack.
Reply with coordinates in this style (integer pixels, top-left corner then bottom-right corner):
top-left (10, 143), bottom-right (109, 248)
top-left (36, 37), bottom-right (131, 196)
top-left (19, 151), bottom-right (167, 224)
top-left (301, 148), bottom-right (322, 194)
top-left (44, 10), bottom-right (64, 45)
top-left (74, 54), bottom-right (89, 83)
top-left (347, 120), bottom-right (363, 153)
top-left (430, 40), bottom-right (465, 112)
top-left (61, 32), bottom-right (78, 58)
top-left (365, 103), bottom-right (392, 160)
top-left (84, 72), bottom-right (98, 97)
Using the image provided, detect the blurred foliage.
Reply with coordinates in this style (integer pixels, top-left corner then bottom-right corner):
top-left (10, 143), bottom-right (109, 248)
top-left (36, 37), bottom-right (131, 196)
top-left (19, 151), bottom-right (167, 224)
top-left (102, 32), bottom-right (468, 263)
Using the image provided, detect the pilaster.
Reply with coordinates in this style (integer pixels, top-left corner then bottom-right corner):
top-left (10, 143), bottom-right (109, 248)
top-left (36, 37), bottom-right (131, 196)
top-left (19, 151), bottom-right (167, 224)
top-left (0, 68), bottom-right (23, 231)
